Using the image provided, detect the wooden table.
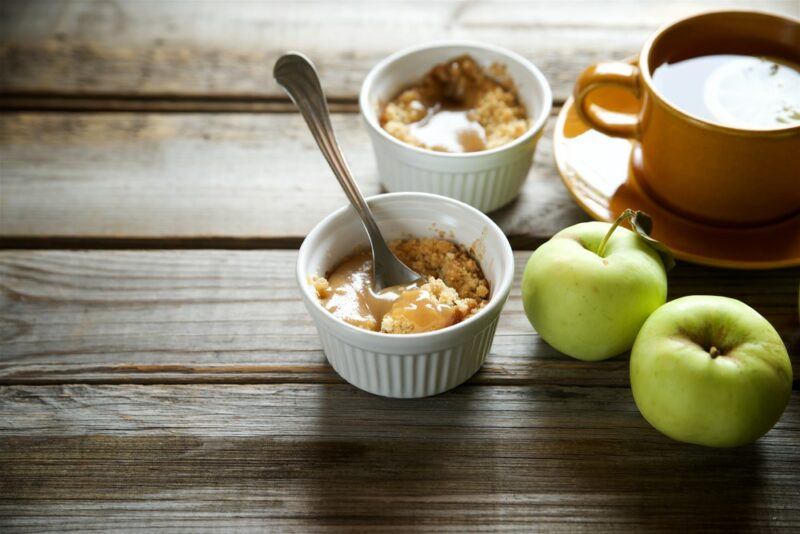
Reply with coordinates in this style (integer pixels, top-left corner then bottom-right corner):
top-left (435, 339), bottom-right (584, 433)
top-left (1, 1), bottom-right (799, 530)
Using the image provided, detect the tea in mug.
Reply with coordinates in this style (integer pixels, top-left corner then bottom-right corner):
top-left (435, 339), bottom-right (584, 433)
top-left (652, 54), bottom-right (800, 129)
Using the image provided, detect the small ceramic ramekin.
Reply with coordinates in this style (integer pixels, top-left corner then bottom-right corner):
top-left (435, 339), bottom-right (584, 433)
top-left (360, 41), bottom-right (552, 213)
top-left (297, 192), bottom-right (515, 398)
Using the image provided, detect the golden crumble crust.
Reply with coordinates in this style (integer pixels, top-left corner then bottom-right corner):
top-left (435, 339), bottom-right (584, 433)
top-left (310, 275), bottom-right (332, 299)
top-left (380, 55), bottom-right (530, 152)
top-left (389, 238), bottom-right (490, 301)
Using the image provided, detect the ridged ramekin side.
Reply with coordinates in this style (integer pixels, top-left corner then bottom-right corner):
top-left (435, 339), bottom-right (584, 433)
top-left (372, 139), bottom-right (537, 213)
top-left (313, 315), bottom-right (500, 398)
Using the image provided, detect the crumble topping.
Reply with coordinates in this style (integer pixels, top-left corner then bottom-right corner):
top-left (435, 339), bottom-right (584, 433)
top-left (312, 238), bottom-right (490, 334)
top-left (380, 55), bottom-right (530, 152)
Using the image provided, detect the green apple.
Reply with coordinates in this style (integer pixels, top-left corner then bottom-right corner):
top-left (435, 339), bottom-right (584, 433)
top-left (522, 216), bottom-right (667, 361)
top-left (630, 295), bottom-right (793, 447)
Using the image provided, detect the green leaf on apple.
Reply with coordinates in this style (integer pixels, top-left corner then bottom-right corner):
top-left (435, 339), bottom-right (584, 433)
top-left (628, 211), bottom-right (675, 271)
top-left (598, 209), bottom-right (675, 271)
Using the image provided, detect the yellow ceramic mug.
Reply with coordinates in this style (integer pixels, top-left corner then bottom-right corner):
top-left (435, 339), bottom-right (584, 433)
top-left (574, 11), bottom-right (800, 227)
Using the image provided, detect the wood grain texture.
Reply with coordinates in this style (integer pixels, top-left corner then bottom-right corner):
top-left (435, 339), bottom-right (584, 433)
top-left (0, 110), bottom-right (589, 243)
top-left (0, 383), bottom-right (798, 531)
top-left (2, 0), bottom-right (797, 104)
top-left (2, 3), bottom-right (799, 530)
top-left (1, 250), bottom-right (797, 386)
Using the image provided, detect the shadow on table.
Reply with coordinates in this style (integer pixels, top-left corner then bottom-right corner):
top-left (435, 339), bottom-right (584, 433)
top-left (298, 380), bottom-right (779, 529)
top-left (302, 382), bottom-right (491, 527)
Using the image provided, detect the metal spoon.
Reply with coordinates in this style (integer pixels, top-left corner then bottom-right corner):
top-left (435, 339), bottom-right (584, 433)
top-left (273, 52), bottom-right (424, 291)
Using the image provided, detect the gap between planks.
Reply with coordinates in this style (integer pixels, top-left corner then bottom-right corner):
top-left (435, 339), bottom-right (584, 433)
top-left (0, 235), bottom-right (551, 251)
top-left (0, 94), bottom-right (368, 113)
top-left (2, 375), bottom-right (796, 390)
top-left (0, 93), bottom-right (566, 113)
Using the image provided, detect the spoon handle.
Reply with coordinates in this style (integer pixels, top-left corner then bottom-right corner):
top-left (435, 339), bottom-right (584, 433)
top-left (273, 53), bottom-right (388, 252)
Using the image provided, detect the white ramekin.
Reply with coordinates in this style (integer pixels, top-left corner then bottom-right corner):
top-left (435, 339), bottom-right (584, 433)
top-left (360, 41), bottom-right (552, 213)
top-left (297, 193), bottom-right (515, 398)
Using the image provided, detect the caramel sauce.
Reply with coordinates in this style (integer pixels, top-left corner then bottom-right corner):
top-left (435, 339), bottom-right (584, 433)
top-left (386, 288), bottom-right (457, 333)
top-left (319, 252), bottom-right (455, 333)
top-left (320, 253), bottom-right (395, 331)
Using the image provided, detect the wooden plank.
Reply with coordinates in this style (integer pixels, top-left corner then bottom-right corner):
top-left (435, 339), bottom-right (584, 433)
top-left (2, 1), bottom-right (797, 104)
top-left (0, 110), bottom-right (589, 243)
top-left (1, 383), bottom-right (798, 530)
top-left (1, 250), bottom-right (797, 386)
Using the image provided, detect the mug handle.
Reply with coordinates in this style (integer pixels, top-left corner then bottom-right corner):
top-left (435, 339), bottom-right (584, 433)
top-left (573, 60), bottom-right (641, 138)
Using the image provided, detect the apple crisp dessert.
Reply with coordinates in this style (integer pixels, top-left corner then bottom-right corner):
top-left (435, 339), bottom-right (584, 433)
top-left (380, 55), bottom-right (530, 152)
top-left (311, 237), bottom-right (490, 334)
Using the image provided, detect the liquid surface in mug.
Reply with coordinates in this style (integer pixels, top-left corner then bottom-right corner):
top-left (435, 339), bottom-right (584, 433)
top-left (652, 54), bottom-right (800, 129)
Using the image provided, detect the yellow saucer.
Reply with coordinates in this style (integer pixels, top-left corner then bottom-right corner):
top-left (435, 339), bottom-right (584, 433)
top-left (553, 93), bottom-right (800, 270)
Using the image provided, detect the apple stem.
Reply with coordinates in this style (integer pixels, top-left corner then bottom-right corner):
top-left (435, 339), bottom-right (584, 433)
top-left (597, 209), bottom-right (635, 258)
top-left (709, 346), bottom-right (720, 358)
